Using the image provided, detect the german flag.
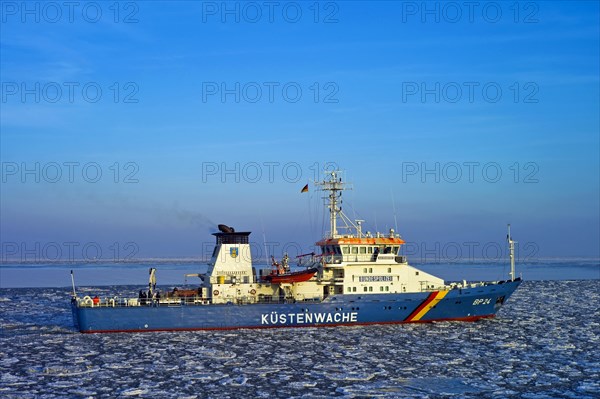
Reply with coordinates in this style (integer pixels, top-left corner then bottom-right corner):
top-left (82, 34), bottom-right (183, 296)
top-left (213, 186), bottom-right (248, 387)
top-left (300, 184), bottom-right (309, 193)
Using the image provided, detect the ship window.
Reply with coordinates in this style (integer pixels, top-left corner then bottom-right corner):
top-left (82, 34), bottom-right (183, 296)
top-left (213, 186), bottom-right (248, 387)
top-left (351, 247), bottom-right (358, 254)
top-left (347, 287), bottom-right (351, 292)
top-left (360, 247), bottom-right (366, 254)
top-left (353, 287), bottom-right (357, 292)
top-left (385, 286), bottom-right (389, 292)
top-left (216, 234), bottom-right (250, 245)
top-left (415, 271), bottom-right (419, 275)
top-left (363, 268), bottom-right (367, 273)
top-left (388, 268), bottom-right (391, 273)
top-left (368, 268), bottom-right (373, 273)
top-left (369, 286), bottom-right (373, 292)
top-left (363, 287), bottom-right (368, 292)
top-left (342, 247), bottom-right (349, 254)
top-left (380, 286), bottom-right (384, 292)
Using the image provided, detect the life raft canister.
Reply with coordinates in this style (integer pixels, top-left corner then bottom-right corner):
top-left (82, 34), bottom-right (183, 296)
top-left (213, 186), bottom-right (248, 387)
top-left (213, 290), bottom-right (219, 296)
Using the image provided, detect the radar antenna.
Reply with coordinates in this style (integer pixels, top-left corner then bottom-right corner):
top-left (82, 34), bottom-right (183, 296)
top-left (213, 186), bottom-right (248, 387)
top-left (315, 170), bottom-right (357, 238)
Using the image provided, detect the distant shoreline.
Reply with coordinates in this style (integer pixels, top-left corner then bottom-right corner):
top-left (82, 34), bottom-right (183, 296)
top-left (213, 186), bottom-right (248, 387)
top-left (1, 257), bottom-right (599, 266)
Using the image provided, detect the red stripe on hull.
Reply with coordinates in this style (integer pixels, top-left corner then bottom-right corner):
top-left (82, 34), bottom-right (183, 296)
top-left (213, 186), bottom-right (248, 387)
top-left (79, 314), bottom-right (496, 334)
top-left (406, 314), bottom-right (495, 324)
top-left (404, 291), bottom-right (439, 321)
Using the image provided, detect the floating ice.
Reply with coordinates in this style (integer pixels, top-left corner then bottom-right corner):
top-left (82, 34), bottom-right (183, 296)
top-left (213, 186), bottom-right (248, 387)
top-left (0, 280), bottom-right (598, 398)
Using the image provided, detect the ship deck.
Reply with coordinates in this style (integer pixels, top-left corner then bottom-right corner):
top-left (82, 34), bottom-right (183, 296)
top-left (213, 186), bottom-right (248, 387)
top-left (73, 279), bottom-right (517, 309)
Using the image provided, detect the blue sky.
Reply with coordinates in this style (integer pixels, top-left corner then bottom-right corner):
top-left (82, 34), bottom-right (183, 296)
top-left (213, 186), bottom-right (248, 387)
top-left (1, 1), bottom-right (599, 261)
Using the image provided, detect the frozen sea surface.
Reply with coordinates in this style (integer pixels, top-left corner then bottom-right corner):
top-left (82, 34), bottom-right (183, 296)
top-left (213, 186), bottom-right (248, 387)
top-left (1, 280), bottom-right (599, 398)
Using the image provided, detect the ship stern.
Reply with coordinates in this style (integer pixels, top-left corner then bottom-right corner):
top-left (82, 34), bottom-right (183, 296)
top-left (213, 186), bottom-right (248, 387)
top-left (70, 297), bottom-right (81, 331)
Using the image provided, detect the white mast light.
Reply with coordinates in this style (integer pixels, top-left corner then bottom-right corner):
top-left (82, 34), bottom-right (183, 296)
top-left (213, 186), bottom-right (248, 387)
top-left (507, 224), bottom-right (517, 281)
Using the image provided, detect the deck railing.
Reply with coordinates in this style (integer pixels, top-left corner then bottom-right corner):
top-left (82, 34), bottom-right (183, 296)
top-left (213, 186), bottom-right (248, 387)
top-left (73, 294), bottom-right (319, 308)
top-left (74, 296), bottom-right (212, 308)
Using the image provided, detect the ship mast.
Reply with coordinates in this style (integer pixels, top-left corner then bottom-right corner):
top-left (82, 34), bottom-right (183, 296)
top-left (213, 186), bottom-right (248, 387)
top-left (507, 224), bottom-right (517, 281)
top-left (316, 170), bottom-right (354, 238)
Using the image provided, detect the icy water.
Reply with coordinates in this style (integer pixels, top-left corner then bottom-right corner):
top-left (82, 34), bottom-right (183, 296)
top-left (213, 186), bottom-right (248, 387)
top-left (1, 267), bottom-right (599, 398)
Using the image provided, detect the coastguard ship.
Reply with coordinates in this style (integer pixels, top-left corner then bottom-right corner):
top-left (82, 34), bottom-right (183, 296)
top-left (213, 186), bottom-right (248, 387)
top-left (71, 171), bottom-right (522, 333)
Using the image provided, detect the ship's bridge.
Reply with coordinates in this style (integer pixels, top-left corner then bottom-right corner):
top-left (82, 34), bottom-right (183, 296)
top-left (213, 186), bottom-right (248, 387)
top-left (316, 233), bottom-right (405, 264)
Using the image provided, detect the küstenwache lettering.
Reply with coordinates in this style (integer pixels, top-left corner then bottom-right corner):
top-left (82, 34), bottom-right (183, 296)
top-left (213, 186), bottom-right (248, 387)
top-left (261, 312), bottom-right (358, 325)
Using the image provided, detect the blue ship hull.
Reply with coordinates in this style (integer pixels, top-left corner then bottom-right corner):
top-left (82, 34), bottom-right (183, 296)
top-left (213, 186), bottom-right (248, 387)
top-left (72, 280), bottom-right (521, 333)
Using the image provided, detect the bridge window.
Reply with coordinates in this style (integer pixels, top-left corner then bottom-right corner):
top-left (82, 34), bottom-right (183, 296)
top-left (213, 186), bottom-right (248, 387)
top-left (335, 246), bottom-right (341, 255)
top-left (351, 247), bottom-right (358, 254)
top-left (368, 247), bottom-right (373, 253)
top-left (360, 247), bottom-right (366, 254)
top-left (342, 247), bottom-right (349, 254)
top-left (393, 246), bottom-right (399, 254)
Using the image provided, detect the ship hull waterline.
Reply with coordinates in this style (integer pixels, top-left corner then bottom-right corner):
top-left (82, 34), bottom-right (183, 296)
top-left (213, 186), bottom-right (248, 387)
top-left (72, 280), bottom-right (520, 333)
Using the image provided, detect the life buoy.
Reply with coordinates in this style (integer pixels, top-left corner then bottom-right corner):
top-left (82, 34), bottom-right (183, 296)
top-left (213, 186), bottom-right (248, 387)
top-left (109, 298), bottom-right (116, 307)
top-left (82, 296), bottom-right (93, 307)
top-left (250, 289), bottom-right (256, 295)
top-left (213, 290), bottom-right (219, 296)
